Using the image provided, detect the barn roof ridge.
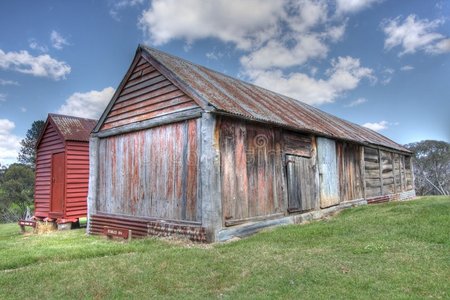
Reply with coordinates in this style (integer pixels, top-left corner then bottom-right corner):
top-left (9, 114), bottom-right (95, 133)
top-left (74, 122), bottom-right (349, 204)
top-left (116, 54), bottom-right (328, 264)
top-left (139, 45), bottom-right (410, 153)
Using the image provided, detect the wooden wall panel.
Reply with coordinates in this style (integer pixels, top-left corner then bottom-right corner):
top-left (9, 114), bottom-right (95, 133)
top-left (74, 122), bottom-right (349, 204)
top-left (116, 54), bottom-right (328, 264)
top-left (97, 119), bottom-right (200, 222)
top-left (337, 142), bottom-right (363, 201)
top-left (364, 147), bottom-right (382, 197)
top-left (286, 155), bottom-right (316, 212)
top-left (65, 142), bottom-right (89, 218)
top-left (101, 57), bottom-right (199, 131)
top-left (219, 118), bottom-right (283, 224)
top-left (283, 132), bottom-right (311, 157)
top-left (380, 150), bottom-right (395, 195)
top-left (34, 123), bottom-right (65, 218)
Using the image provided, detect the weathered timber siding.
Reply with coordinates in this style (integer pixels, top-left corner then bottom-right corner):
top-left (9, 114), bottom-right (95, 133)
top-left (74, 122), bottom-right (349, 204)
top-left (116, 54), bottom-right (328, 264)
top-left (101, 57), bottom-right (199, 130)
top-left (219, 117), bottom-right (283, 224)
top-left (317, 137), bottom-right (340, 208)
top-left (337, 142), bottom-right (363, 201)
top-left (286, 154), bottom-right (316, 212)
top-left (364, 147), bottom-right (382, 197)
top-left (34, 122), bottom-right (65, 218)
top-left (364, 147), bottom-right (414, 199)
top-left (64, 141), bottom-right (89, 218)
top-left (97, 119), bottom-right (200, 222)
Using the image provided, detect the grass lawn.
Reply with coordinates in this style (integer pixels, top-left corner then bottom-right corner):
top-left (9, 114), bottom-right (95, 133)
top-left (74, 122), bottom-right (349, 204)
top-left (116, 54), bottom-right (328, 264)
top-left (0, 196), bottom-right (449, 299)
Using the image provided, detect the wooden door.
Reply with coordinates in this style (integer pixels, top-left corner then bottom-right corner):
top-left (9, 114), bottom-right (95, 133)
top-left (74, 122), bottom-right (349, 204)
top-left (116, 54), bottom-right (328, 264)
top-left (317, 137), bottom-right (340, 208)
top-left (51, 152), bottom-right (65, 214)
top-left (286, 155), bottom-right (316, 213)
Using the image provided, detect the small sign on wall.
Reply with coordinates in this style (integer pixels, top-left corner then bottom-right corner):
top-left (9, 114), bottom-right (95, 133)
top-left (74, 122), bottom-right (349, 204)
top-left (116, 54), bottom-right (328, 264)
top-left (103, 226), bottom-right (131, 240)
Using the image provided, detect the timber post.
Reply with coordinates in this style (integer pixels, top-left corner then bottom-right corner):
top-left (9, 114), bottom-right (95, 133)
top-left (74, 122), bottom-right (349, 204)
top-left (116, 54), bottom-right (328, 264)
top-left (200, 112), bottom-right (222, 242)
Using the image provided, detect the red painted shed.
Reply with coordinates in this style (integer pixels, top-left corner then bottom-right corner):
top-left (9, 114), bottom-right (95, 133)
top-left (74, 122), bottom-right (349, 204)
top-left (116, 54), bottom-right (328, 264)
top-left (34, 113), bottom-right (97, 225)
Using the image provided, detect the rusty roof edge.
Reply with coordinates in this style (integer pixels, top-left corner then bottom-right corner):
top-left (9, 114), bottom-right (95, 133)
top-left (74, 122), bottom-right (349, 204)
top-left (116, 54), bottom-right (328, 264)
top-left (48, 113), bottom-right (97, 122)
top-left (140, 45), bottom-right (215, 112)
top-left (212, 110), bottom-right (412, 154)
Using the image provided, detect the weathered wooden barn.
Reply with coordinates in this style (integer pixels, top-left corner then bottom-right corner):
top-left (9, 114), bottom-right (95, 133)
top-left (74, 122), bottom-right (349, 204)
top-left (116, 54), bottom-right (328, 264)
top-left (34, 114), bottom-right (97, 227)
top-left (88, 45), bottom-right (415, 242)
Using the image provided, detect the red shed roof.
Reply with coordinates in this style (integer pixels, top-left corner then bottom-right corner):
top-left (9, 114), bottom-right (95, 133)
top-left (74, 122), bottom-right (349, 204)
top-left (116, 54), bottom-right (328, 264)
top-left (37, 114), bottom-right (97, 147)
top-left (139, 45), bottom-right (410, 153)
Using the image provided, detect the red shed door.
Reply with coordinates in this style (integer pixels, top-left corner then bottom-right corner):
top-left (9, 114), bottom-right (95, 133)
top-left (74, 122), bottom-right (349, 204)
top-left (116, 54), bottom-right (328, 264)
top-left (50, 152), bottom-right (65, 216)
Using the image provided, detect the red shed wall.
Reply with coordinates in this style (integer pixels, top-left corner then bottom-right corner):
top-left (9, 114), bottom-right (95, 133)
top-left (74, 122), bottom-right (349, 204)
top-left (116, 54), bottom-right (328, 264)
top-left (34, 122), bottom-right (65, 218)
top-left (64, 141), bottom-right (89, 219)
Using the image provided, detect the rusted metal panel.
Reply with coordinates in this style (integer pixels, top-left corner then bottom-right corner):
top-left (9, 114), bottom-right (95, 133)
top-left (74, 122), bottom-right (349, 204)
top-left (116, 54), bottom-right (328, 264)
top-left (286, 155), bottom-right (316, 213)
top-left (139, 45), bottom-right (410, 153)
top-left (101, 58), bottom-right (199, 131)
top-left (97, 119), bottom-right (200, 222)
top-left (89, 213), bottom-right (206, 242)
top-left (317, 137), bottom-right (340, 208)
top-left (219, 117), bottom-right (283, 224)
top-left (337, 142), bottom-right (363, 201)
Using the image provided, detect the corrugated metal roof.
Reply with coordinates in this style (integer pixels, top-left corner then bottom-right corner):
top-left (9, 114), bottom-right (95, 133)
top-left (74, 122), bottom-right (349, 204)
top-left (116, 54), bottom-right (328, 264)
top-left (141, 45), bottom-right (410, 153)
top-left (49, 114), bottom-right (97, 142)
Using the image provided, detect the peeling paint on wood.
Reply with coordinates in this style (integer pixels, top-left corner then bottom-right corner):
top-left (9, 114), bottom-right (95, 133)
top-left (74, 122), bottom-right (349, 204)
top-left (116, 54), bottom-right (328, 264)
top-left (317, 137), bottom-right (340, 208)
top-left (97, 119), bottom-right (200, 222)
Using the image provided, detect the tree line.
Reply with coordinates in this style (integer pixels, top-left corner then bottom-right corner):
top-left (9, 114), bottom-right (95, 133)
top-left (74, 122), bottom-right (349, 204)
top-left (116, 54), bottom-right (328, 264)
top-left (0, 119), bottom-right (448, 223)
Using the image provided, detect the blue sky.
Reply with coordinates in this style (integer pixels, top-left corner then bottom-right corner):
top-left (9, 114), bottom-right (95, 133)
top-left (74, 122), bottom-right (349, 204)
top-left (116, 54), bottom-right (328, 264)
top-left (0, 0), bottom-right (449, 165)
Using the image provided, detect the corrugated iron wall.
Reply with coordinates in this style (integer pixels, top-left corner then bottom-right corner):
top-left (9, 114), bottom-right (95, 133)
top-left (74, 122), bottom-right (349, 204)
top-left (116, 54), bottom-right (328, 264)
top-left (34, 122), bottom-right (65, 218)
top-left (101, 57), bottom-right (199, 130)
top-left (65, 141), bottom-right (89, 218)
top-left (97, 119), bottom-right (200, 222)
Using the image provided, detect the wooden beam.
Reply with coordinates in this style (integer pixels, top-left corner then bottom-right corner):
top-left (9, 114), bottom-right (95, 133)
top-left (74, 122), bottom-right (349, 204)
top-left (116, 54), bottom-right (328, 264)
top-left (378, 149), bottom-right (384, 195)
top-left (200, 112), bottom-right (222, 242)
top-left (86, 136), bottom-right (99, 234)
top-left (93, 108), bottom-right (202, 138)
top-left (361, 146), bottom-right (367, 200)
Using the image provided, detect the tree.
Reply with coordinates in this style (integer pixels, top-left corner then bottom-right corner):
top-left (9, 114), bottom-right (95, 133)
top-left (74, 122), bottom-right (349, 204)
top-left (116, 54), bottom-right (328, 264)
top-left (0, 164), bottom-right (35, 222)
top-left (17, 120), bottom-right (45, 170)
top-left (404, 140), bottom-right (450, 196)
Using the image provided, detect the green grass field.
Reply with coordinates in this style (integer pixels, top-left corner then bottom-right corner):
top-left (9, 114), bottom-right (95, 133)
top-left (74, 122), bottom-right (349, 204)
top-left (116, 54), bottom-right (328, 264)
top-left (1, 196), bottom-right (449, 299)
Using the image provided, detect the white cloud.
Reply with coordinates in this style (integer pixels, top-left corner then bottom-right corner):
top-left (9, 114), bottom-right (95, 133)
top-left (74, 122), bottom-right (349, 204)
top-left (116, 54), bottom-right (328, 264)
top-left (247, 56), bottom-right (374, 105)
top-left (138, 0), bottom-right (376, 106)
top-left (240, 36), bottom-right (329, 70)
top-left (382, 15), bottom-right (450, 55)
top-left (19, 107), bottom-right (27, 113)
top-left (50, 31), bottom-right (70, 50)
top-left (362, 120), bottom-right (388, 131)
top-left (0, 119), bottom-right (21, 165)
top-left (0, 78), bottom-right (19, 86)
top-left (0, 93), bottom-right (6, 102)
top-left (400, 65), bottom-right (414, 71)
top-left (110, 0), bottom-right (144, 21)
top-left (57, 87), bottom-right (115, 119)
top-left (336, 0), bottom-right (383, 14)
top-left (139, 0), bottom-right (285, 50)
top-left (0, 49), bottom-right (71, 80)
top-left (29, 39), bottom-right (48, 53)
top-left (345, 97), bottom-right (368, 107)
